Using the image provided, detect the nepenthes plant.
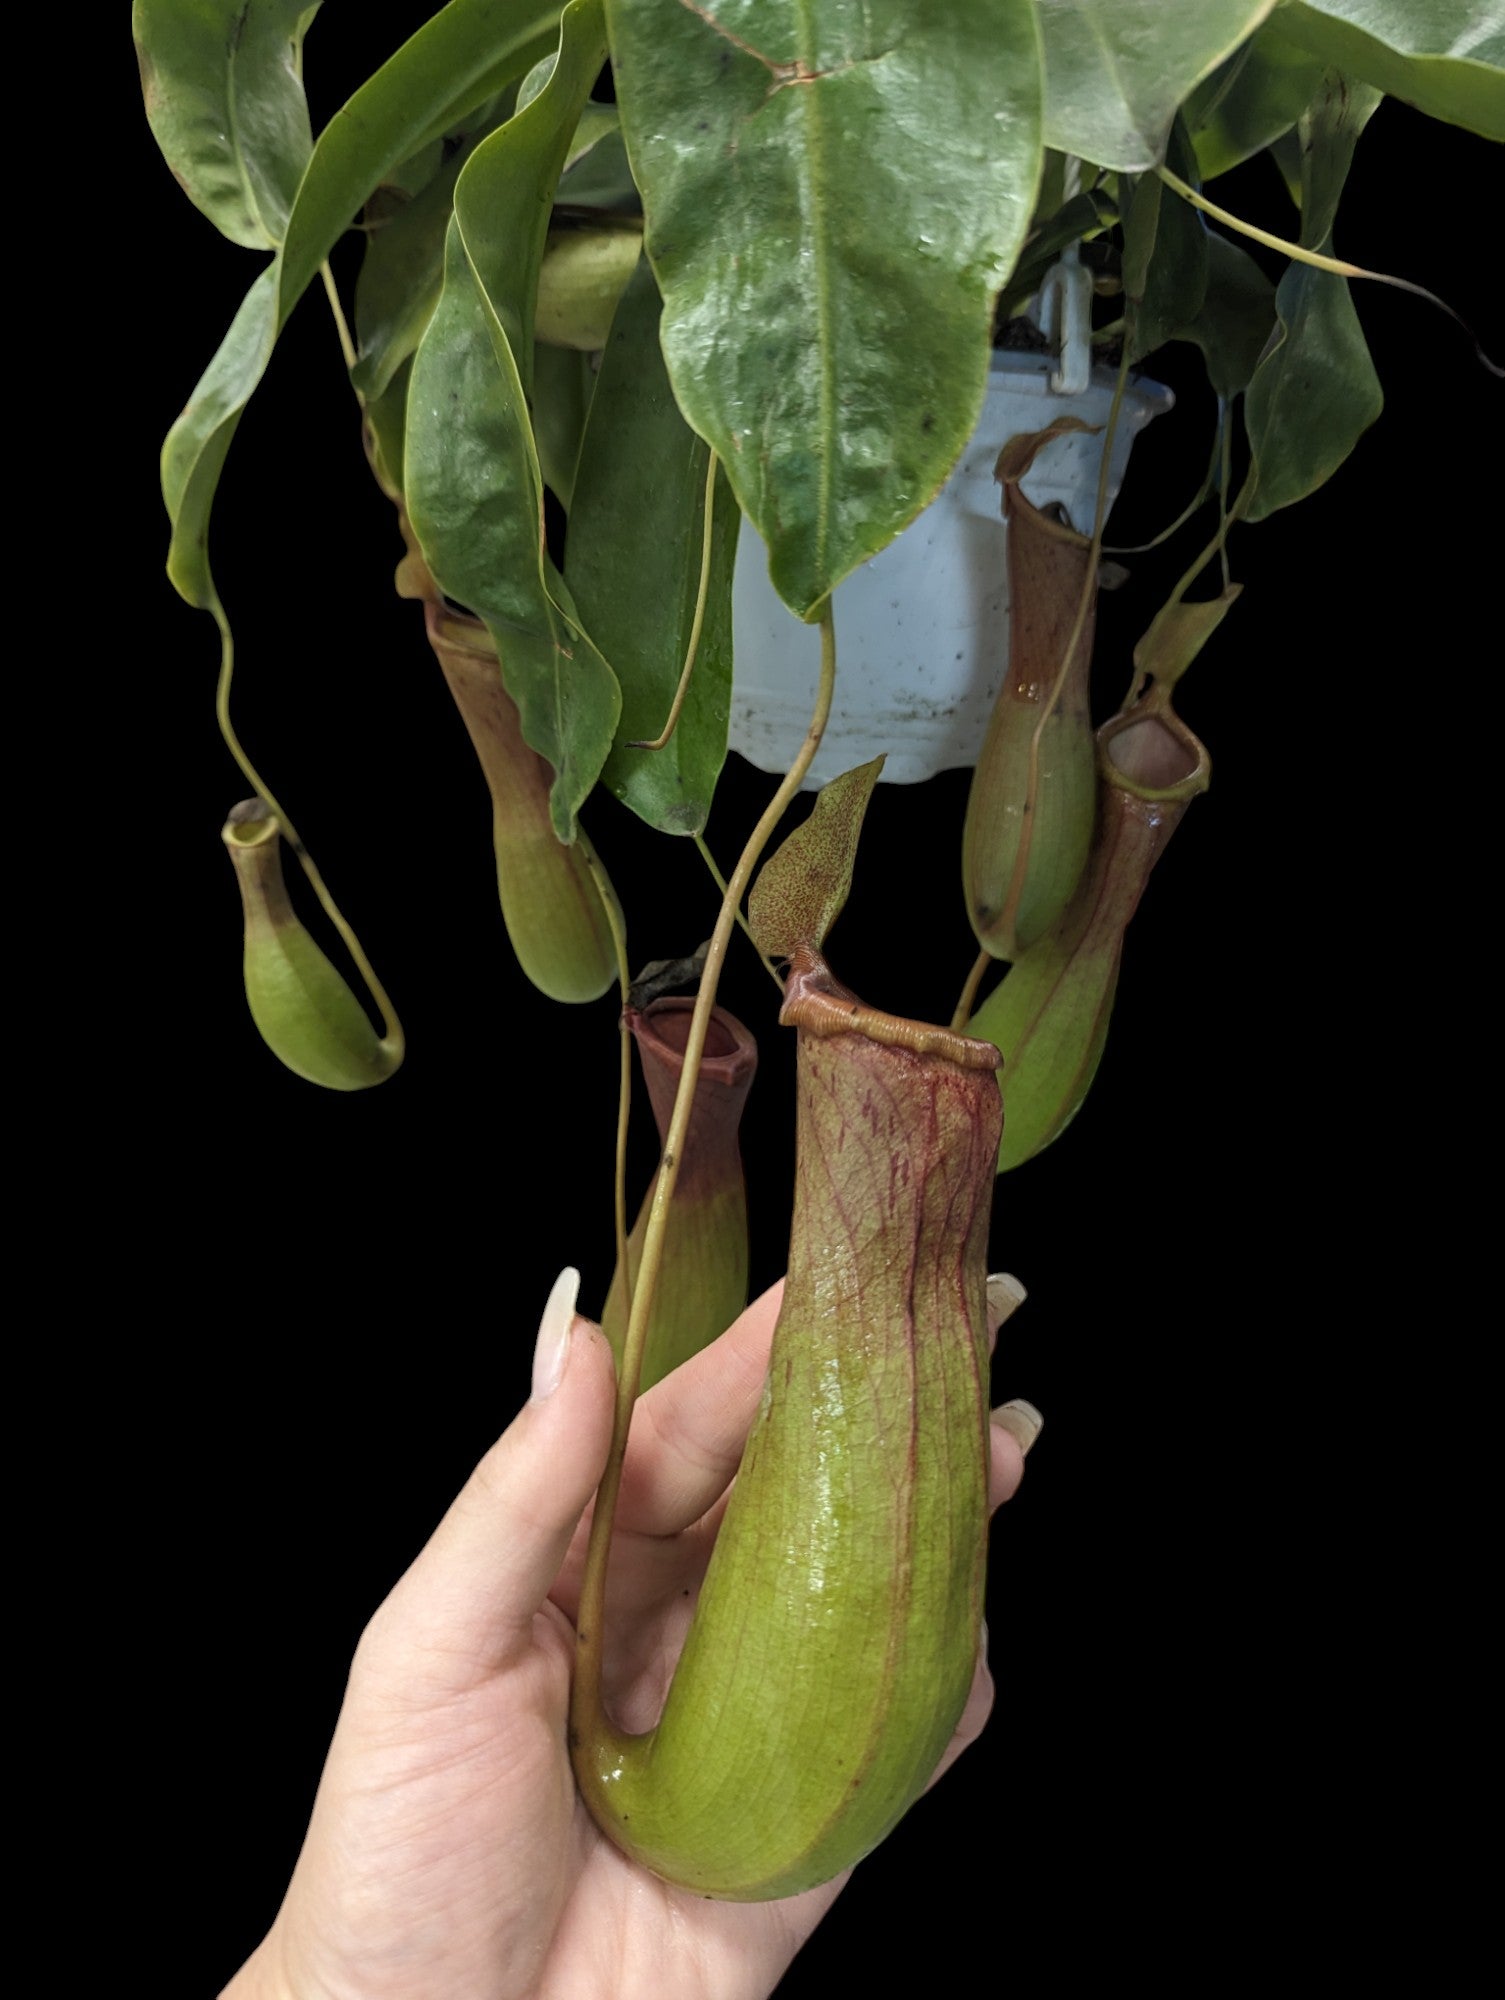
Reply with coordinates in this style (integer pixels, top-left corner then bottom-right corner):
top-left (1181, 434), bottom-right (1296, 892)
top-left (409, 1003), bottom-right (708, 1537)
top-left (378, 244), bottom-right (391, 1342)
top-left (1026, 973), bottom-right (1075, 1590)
top-left (139, 0), bottom-right (1502, 1937)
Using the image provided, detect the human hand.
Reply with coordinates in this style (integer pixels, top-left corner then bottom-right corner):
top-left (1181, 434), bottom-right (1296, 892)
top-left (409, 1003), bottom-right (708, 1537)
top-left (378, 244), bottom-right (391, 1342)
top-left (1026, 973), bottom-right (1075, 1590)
top-left (224, 1269), bottom-right (1036, 2000)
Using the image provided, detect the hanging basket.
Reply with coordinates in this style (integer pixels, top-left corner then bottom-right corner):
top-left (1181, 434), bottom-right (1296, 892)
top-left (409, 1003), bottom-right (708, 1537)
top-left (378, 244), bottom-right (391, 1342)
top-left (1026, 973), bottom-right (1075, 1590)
top-left (729, 349), bottom-right (1172, 789)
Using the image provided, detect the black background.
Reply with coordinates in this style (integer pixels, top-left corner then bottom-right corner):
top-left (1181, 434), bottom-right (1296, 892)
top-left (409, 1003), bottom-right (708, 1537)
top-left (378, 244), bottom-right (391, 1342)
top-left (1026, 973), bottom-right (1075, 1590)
top-left (116, 12), bottom-right (1497, 1993)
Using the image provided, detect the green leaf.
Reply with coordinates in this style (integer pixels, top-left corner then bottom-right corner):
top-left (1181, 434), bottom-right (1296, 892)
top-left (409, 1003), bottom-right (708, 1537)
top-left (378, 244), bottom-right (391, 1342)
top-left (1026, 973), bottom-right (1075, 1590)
top-left (531, 341), bottom-right (594, 507)
top-left (1171, 233), bottom-right (1277, 397)
top-left (1185, 16), bottom-right (1327, 179)
top-left (996, 188), bottom-right (1116, 323)
top-left (159, 0), bottom-right (560, 617)
top-left (567, 260), bottom-right (738, 837)
top-left (406, 0), bottom-right (621, 841)
top-left (363, 356), bottom-right (411, 498)
top-left (749, 758), bottom-right (884, 960)
top-left (606, 0), bottom-right (1043, 620)
top-left (1244, 260), bottom-right (1382, 517)
top-left (1123, 123), bottom-right (1208, 361)
top-left (1244, 68), bottom-right (1384, 520)
top-left (1281, 0), bottom-right (1505, 141)
top-left (557, 124), bottom-right (640, 212)
top-left (1036, 0), bottom-right (1278, 169)
top-left (352, 102), bottom-right (516, 405)
top-left (134, 0), bottom-right (320, 249)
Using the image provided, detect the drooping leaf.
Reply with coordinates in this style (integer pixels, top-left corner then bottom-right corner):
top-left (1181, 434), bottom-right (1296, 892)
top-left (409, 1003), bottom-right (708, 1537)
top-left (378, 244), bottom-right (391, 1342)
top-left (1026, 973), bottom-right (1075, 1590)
top-left (1281, 0), bottom-right (1505, 141)
top-left (406, 0), bottom-right (621, 840)
top-left (606, 0), bottom-right (1044, 619)
top-left (1184, 16), bottom-right (1328, 179)
top-left (160, 0), bottom-right (560, 617)
top-left (353, 100), bottom-right (517, 405)
top-left (532, 340), bottom-right (595, 507)
top-left (1244, 69), bottom-right (1384, 520)
top-left (134, 0), bottom-right (320, 249)
top-left (749, 758), bottom-right (885, 960)
top-left (568, 260), bottom-right (738, 836)
top-left (1171, 233), bottom-right (1277, 397)
top-left (1244, 259), bottom-right (1382, 518)
top-left (1036, 0), bottom-right (1277, 170)
top-left (1122, 122), bottom-right (1208, 361)
top-left (363, 355), bottom-right (412, 498)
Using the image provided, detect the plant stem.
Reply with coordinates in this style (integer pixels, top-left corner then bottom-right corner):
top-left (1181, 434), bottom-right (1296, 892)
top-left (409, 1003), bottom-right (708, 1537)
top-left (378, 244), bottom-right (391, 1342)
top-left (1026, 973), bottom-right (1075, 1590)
top-left (693, 833), bottom-right (784, 990)
top-left (950, 945), bottom-right (995, 1033)
top-left (1158, 166), bottom-right (1503, 374)
top-left (628, 454), bottom-right (719, 750)
top-left (319, 261), bottom-right (358, 374)
top-left (213, 609), bottom-right (404, 1054)
top-left (1124, 484), bottom-right (1249, 707)
top-left (1157, 167), bottom-right (1367, 277)
top-left (1105, 407), bottom-right (1221, 556)
top-left (582, 834), bottom-right (634, 1325)
top-left (572, 601), bottom-right (839, 1745)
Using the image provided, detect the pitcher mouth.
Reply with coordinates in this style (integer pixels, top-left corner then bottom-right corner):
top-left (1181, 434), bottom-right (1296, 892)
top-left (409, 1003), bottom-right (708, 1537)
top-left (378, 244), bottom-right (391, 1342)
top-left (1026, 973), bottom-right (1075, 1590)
top-left (626, 996), bottom-right (758, 1085)
top-left (780, 947), bottom-right (1002, 1074)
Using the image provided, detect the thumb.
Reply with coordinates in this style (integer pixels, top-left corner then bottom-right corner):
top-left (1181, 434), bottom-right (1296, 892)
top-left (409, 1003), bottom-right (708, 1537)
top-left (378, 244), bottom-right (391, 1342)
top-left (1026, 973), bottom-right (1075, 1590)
top-left (366, 1268), bottom-right (617, 1678)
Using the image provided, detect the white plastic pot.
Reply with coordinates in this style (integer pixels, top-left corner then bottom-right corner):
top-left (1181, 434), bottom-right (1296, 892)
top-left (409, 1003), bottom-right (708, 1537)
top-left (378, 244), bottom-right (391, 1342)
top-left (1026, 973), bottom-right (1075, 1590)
top-left (730, 348), bottom-right (1173, 788)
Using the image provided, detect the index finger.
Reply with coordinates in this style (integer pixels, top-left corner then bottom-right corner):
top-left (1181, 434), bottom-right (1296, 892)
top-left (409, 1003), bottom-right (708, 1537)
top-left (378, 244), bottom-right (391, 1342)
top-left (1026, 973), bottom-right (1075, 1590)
top-left (614, 1269), bottom-right (1030, 1540)
top-left (612, 1280), bottom-right (785, 1539)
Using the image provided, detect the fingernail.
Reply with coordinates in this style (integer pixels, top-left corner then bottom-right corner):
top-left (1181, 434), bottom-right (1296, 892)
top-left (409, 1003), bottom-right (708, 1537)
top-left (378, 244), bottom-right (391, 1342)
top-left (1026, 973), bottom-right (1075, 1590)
top-left (992, 1397), bottom-right (1044, 1455)
top-left (531, 1267), bottom-right (581, 1401)
top-left (986, 1272), bottom-right (1027, 1325)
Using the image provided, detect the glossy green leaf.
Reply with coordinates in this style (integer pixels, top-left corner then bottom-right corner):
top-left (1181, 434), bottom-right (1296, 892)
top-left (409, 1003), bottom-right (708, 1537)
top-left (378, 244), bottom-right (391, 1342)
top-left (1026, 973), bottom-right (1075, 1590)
top-left (1185, 16), bottom-right (1327, 179)
top-left (568, 261), bottom-right (738, 835)
top-left (406, 0), bottom-right (621, 840)
top-left (134, 0), bottom-right (320, 249)
top-left (749, 758), bottom-right (884, 960)
top-left (159, 0), bottom-right (559, 618)
top-left (558, 124), bottom-right (639, 212)
top-left (606, 0), bottom-right (1044, 619)
top-left (363, 356), bottom-right (411, 499)
top-left (1036, 0), bottom-right (1277, 169)
top-left (1123, 124), bottom-right (1208, 361)
top-left (1281, 0), bottom-right (1505, 141)
top-left (532, 341), bottom-right (594, 507)
top-left (1244, 70), bottom-right (1384, 520)
top-left (1171, 233), bottom-right (1277, 397)
top-left (353, 101), bottom-right (516, 405)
